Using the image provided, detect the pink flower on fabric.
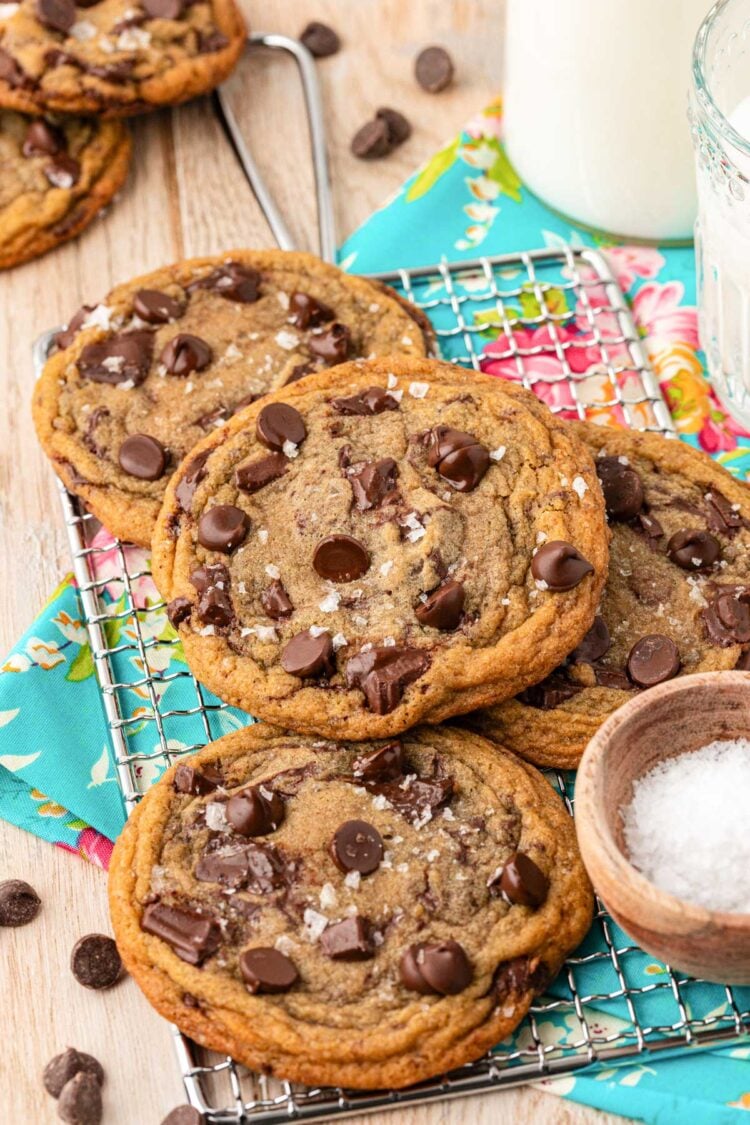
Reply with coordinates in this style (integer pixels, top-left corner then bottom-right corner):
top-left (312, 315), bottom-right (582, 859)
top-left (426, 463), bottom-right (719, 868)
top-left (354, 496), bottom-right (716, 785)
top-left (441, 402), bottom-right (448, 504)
top-left (632, 282), bottom-right (699, 350)
top-left (481, 335), bottom-right (580, 419)
top-left (88, 527), bottom-right (157, 609)
top-left (603, 245), bottom-right (665, 290)
top-left (698, 414), bottom-right (738, 453)
top-left (56, 828), bottom-right (113, 870)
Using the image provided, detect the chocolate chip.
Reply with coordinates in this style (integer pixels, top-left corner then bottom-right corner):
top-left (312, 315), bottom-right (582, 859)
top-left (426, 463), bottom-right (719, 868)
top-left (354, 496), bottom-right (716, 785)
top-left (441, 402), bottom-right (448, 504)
top-left (352, 741), bottom-right (404, 781)
top-left (261, 579), bottom-right (294, 619)
top-left (0, 47), bottom-right (32, 89)
top-left (531, 541), bottom-right (594, 591)
top-left (0, 879), bottom-right (40, 926)
top-left (376, 106), bottom-right (411, 146)
top-left (197, 505), bottom-right (249, 552)
top-left (235, 453), bottom-right (288, 493)
top-left (289, 290), bottom-right (334, 329)
top-left (175, 449), bottom-right (209, 512)
top-left (313, 534), bottom-right (370, 582)
top-left (350, 457), bottom-right (399, 510)
top-left (667, 528), bottom-right (721, 571)
top-left (197, 584), bottom-right (233, 629)
top-left (415, 580), bottom-right (464, 630)
top-left (256, 402), bottom-right (307, 451)
top-left (23, 119), bottom-right (63, 157)
top-left (351, 117), bottom-right (392, 159)
top-left (570, 615), bottom-right (610, 663)
top-left (188, 262), bottom-right (260, 303)
top-left (626, 634), bottom-right (681, 688)
top-left (133, 288), bottom-right (183, 324)
top-left (320, 916), bottom-right (374, 960)
top-left (36, 0), bottom-right (75, 33)
top-left (167, 597), bottom-right (191, 627)
top-left (173, 764), bottom-right (221, 795)
top-left (70, 934), bottom-right (122, 990)
top-left (517, 673), bottom-right (584, 709)
top-left (118, 433), bottom-right (166, 480)
top-left (226, 786), bottom-right (284, 836)
top-left (142, 0), bottom-right (184, 16)
top-left (427, 426), bottom-right (490, 492)
top-left (57, 1071), bottom-right (102, 1125)
top-left (400, 941), bottom-right (471, 995)
top-left (141, 902), bottom-right (221, 964)
top-left (308, 322), bottom-right (351, 365)
top-left (240, 947), bottom-right (298, 993)
top-left (345, 646), bottom-right (429, 713)
top-left (43, 1049), bottom-right (104, 1099)
top-left (160, 1108), bottom-right (203, 1125)
top-left (414, 45), bottom-right (454, 93)
top-left (281, 630), bottom-right (334, 678)
top-left (492, 852), bottom-right (549, 907)
top-left (706, 488), bottom-right (743, 533)
top-left (331, 819), bottom-right (383, 875)
top-left (44, 153), bottom-right (80, 189)
top-left (332, 386), bottom-right (398, 415)
top-left (703, 587), bottom-right (750, 646)
top-left (78, 332), bottom-right (154, 386)
top-left (161, 333), bottom-right (212, 376)
top-left (595, 456), bottom-right (645, 520)
top-left (300, 20), bottom-right (340, 57)
top-left (54, 305), bottom-right (93, 351)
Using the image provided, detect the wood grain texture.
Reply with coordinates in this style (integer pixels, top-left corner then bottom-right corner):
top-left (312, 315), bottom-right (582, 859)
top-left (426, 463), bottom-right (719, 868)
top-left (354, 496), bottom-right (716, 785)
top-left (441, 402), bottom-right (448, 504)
top-left (0, 0), bottom-right (629, 1120)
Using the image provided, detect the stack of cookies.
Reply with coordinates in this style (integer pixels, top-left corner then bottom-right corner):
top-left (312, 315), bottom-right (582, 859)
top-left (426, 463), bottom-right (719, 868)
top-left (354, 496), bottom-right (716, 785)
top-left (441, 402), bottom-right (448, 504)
top-left (32, 249), bottom-right (750, 1089)
top-left (0, 0), bottom-right (247, 267)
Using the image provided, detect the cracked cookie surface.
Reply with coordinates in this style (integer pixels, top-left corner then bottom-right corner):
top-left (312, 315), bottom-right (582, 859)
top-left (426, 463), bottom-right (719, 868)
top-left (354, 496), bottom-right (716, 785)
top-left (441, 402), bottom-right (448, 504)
top-left (152, 357), bottom-right (609, 740)
top-left (108, 724), bottom-right (593, 1089)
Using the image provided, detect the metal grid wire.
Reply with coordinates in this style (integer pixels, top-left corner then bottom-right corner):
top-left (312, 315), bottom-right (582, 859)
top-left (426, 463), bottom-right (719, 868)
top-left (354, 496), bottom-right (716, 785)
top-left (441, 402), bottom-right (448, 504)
top-left (38, 246), bottom-right (749, 1123)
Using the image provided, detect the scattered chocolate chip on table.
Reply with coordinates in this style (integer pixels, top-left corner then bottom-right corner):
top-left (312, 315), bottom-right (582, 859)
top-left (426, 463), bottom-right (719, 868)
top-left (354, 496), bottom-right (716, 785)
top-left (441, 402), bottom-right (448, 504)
top-left (0, 878), bottom-right (41, 926)
top-left (300, 20), bottom-right (341, 58)
top-left (70, 933), bottom-right (123, 990)
top-left (415, 45), bottom-right (455, 93)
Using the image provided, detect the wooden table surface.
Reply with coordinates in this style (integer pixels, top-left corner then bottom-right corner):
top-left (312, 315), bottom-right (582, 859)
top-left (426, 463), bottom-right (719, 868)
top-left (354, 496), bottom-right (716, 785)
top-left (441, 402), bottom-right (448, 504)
top-left (0, 1), bottom-right (630, 1121)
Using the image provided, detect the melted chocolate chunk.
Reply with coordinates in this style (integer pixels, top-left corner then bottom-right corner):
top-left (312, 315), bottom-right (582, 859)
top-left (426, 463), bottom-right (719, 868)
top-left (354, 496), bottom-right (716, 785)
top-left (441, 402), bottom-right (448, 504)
top-left (36, 0), bottom-right (75, 34)
top-left (161, 333), bottom-right (212, 377)
top-left (240, 947), bottom-right (298, 993)
top-left (331, 819), bottom-right (384, 874)
top-left (308, 322), bottom-right (350, 365)
top-left (705, 488), bottom-right (743, 534)
top-left (427, 425), bottom-right (489, 492)
top-left (167, 597), bottom-right (192, 627)
top-left (256, 403), bottom-right (307, 451)
top-left (23, 119), bottom-right (63, 157)
top-left (634, 510), bottom-right (664, 540)
top-left (173, 764), bottom-right (221, 796)
top-left (44, 152), bottom-right (80, 189)
top-left (0, 47), bottom-right (32, 89)
top-left (288, 291), bottom-right (334, 329)
top-left (78, 332), bottom-right (154, 386)
top-left (352, 741), bottom-right (404, 781)
top-left (570, 616), bottom-right (611, 663)
top-left (491, 852), bottom-right (549, 907)
top-left (703, 586), bottom-right (750, 646)
top-left (281, 630), bottom-right (335, 678)
top-left (141, 902), bottom-right (220, 964)
top-left (197, 505), bottom-right (249, 553)
top-left (235, 453), bottom-right (288, 493)
top-left (400, 941), bottom-right (472, 995)
top-left (190, 563), bottom-right (229, 594)
top-left (666, 528), bottom-right (720, 571)
top-left (626, 634), bottom-right (681, 688)
top-left (133, 288), bottom-right (183, 324)
top-left (320, 916), bottom-right (374, 960)
top-left (349, 457), bottom-right (399, 510)
top-left (187, 262), bottom-right (260, 303)
top-left (531, 541), bottom-right (594, 591)
top-left (195, 844), bottom-right (251, 888)
top-left (596, 456), bottom-right (644, 520)
top-left (361, 772), bottom-right (453, 824)
top-left (54, 304), bottom-right (94, 350)
top-left (494, 955), bottom-right (548, 1003)
top-left (196, 840), bottom-right (288, 894)
top-left (331, 386), bottom-right (399, 415)
top-left (594, 668), bottom-right (635, 691)
top-left (175, 449), bottom-right (210, 512)
top-left (226, 786), bottom-right (285, 836)
top-left (118, 433), bottom-right (166, 480)
top-left (345, 646), bottom-right (429, 714)
top-left (197, 585), bottom-right (233, 629)
top-left (517, 673), bottom-right (584, 709)
top-left (261, 580), bottom-right (294, 619)
top-left (415, 580), bottom-right (464, 630)
top-left (313, 534), bottom-right (370, 582)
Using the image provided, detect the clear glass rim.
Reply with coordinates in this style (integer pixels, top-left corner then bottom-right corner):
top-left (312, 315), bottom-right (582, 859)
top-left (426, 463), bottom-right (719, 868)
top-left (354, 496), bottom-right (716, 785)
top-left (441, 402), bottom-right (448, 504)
top-left (692, 0), bottom-right (750, 157)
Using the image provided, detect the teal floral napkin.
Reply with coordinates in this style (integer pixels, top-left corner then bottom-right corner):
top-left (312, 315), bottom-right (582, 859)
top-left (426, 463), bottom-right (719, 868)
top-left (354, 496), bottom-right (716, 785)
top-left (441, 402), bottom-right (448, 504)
top-left (2, 97), bottom-right (749, 1122)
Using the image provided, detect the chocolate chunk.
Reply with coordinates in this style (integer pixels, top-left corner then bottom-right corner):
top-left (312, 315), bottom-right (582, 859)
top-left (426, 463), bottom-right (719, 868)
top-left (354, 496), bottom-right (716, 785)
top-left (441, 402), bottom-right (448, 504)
top-left (352, 741), bottom-right (404, 781)
top-left (736, 650), bottom-right (750, 670)
top-left (235, 453), bottom-right (288, 493)
top-left (0, 879), bottom-right (40, 926)
top-left (492, 852), bottom-right (549, 907)
top-left (160, 1108), bottom-right (203, 1125)
top-left (350, 457), bottom-right (399, 510)
top-left (261, 580), bottom-right (294, 619)
top-left (313, 534), bottom-right (370, 582)
top-left (118, 433), bottom-right (166, 480)
top-left (197, 29), bottom-right (228, 52)
top-left (43, 1049), bottom-right (104, 1099)
top-left (517, 673), bottom-right (584, 709)
top-left (332, 386), bottom-right (398, 415)
top-left (78, 331), bottom-right (154, 386)
top-left (173, 764), bottom-right (221, 795)
top-left (703, 586), bottom-right (750, 646)
top-left (196, 406), bottom-right (230, 431)
top-left (226, 786), bottom-right (284, 836)
top-left (320, 916), bottom-right (374, 960)
top-left (197, 585), bottom-right (233, 629)
top-left (36, 0), bottom-right (75, 33)
top-left (300, 19), bottom-right (340, 57)
top-left (57, 1071), bottom-right (102, 1125)
top-left (175, 449), bottom-right (210, 512)
top-left (308, 322), bottom-right (351, 365)
top-left (635, 510), bottom-right (664, 539)
top-left (331, 819), bottom-right (383, 875)
top-left (531, 540), bottom-right (594, 591)
top-left (376, 106), bottom-right (412, 146)
top-left (0, 47), bottom-right (32, 89)
top-left (351, 117), bottom-right (392, 159)
top-left (44, 153), bottom-right (80, 189)
top-left (289, 290), bottom-right (334, 329)
top-left (494, 955), bottom-right (548, 1003)
top-left (87, 59), bottom-right (135, 81)
top-left (142, 0), bottom-right (184, 16)
top-left (23, 119), bottom-right (63, 158)
top-left (415, 45), bottom-right (454, 93)
top-left (188, 262), bottom-right (260, 303)
top-left (189, 563), bottom-right (229, 594)
top-left (667, 528), bottom-right (720, 571)
top-left (415, 580), bottom-right (464, 630)
top-left (400, 941), bottom-right (471, 995)
top-left (244, 842), bottom-right (289, 893)
top-left (281, 630), bottom-right (335, 678)
top-left (427, 425), bottom-right (490, 492)
top-left (161, 333), bottom-right (212, 376)
top-left (570, 615), bottom-right (610, 663)
top-left (70, 934), bottom-right (122, 990)
top-left (54, 305), bottom-right (93, 351)
top-left (133, 288), bottom-right (183, 324)
top-left (706, 488), bottom-right (743, 533)
top-left (595, 456), bottom-right (645, 520)
top-left (256, 402), bottom-right (306, 451)
top-left (361, 773), bottom-right (453, 824)
top-left (141, 902), bottom-right (221, 964)
top-left (195, 844), bottom-right (250, 888)
top-left (286, 362), bottom-right (315, 384)
top-left (167, 597), bottom-right (192, 627)
top-left (197, 505), bottom-right (249, 552)
top-left (240, 947), bottom-right (298, 994)
top-left (626, 634), bottom-right (681, 688)
top-left (595, 668), bottom-right (635, 691)
top-left (346, 646), bottom-right (429, 713)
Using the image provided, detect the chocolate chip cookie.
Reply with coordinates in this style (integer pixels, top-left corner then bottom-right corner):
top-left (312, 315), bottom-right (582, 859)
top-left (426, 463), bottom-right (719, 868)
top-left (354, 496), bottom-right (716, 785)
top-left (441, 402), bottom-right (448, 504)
top-left (152, 357), bottom-right (608, 740)
top-left (0, 0), bottom-right (245, 117)
top-left (108, 724), bottom-right (594, 1089)
top-left (32, 250), bottom-right (434, 545)
top-left (0, 107), bottom-right (130, 267)
top-left (465, 424), bottom-right (750, 769)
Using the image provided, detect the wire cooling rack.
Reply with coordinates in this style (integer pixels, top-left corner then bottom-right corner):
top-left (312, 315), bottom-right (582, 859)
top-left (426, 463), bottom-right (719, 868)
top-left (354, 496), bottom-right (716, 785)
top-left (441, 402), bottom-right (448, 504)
top-left (35, 247), bottom-right (750, 1124)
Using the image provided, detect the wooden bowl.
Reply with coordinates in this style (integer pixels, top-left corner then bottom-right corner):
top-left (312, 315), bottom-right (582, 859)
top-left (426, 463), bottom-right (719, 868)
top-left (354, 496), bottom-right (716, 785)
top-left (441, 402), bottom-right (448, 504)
top-left (575, 671), bottom-right (750, 984)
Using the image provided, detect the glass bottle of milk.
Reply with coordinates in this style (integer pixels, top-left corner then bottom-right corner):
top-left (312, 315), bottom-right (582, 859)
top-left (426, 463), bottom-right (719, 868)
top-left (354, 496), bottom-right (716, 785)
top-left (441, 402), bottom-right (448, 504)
top-left (503, 0), bottom-right (712, 243)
